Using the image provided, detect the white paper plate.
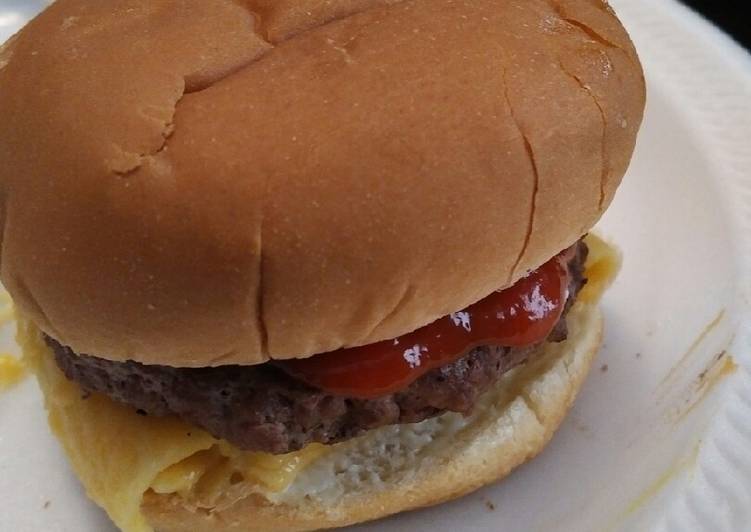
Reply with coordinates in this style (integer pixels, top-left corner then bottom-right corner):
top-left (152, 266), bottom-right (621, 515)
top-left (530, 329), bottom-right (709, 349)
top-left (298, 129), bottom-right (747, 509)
top-left (1, 1), bottom-right (749, 531)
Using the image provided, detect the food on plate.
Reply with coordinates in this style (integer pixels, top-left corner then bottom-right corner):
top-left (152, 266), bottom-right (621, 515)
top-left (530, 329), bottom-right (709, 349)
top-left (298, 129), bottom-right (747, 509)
top-left (0, 0), bottom-right (644, 531)
top-left (0, 353), bottom-right (26, 391)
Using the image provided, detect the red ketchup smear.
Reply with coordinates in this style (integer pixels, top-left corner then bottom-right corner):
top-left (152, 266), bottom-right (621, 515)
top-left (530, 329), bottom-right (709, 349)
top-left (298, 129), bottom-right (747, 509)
top-left (278, 254), bottom-right (570, 399)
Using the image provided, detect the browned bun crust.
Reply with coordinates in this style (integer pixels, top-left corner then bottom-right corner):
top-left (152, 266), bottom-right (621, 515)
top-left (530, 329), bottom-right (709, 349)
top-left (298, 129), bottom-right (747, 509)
top-left (0, 0), bottom-right (644, 366)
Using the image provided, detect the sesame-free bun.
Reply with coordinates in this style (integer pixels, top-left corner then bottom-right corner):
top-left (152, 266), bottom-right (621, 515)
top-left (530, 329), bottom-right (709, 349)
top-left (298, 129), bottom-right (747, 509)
top-left (0, 0), bottom-right (644, 366)
top-left (139, 302), bottom-right (603, 532)
top-left (22, 291), bottom-right (605, 532)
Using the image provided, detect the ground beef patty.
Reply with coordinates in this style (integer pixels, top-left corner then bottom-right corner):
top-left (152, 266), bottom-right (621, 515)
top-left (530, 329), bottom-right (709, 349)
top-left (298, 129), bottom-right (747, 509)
top-left (48, 242), bottom-right (588, 455)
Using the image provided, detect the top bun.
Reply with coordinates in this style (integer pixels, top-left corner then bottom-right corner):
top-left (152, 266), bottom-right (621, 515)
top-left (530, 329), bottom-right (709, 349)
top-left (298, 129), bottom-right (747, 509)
top-left (0, 0), bottom-right (644, 367)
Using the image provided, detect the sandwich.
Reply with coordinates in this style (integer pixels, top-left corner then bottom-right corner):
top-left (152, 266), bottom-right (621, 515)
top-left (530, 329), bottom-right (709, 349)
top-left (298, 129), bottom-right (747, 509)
top-left (0, 0), bottom-right (645, 531)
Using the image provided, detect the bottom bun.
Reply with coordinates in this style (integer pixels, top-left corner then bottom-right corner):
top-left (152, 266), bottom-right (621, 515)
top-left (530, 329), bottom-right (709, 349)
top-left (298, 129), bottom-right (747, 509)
top-left (141, 302), bottom-right (602, 532)
top-left (21, 235), bottom-right (617, 532)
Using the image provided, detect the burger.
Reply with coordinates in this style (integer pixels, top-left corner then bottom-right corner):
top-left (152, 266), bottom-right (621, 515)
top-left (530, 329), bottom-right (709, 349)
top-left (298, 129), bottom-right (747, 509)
top-left (0, 1), bottom-right (645, 531)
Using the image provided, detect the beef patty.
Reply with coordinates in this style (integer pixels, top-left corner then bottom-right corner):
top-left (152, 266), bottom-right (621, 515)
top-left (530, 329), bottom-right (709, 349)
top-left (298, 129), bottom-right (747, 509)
top-left (48, 242), bottom-right (588, 454)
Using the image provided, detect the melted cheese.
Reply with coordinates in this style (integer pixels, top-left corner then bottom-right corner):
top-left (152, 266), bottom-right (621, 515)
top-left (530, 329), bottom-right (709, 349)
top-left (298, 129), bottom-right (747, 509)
top-left (0, 354), bottom-right (26, 390)
top-left (580, 233), bottom-right (621, 303)
top-left (219, 441), bottom-right (329, 492)
top-left (18, 320), bottom-right (328, 532)
top-left (0, 297), bottom-right (24, 390)
top-left (150, 442), bottom-right (328, 506)
top-left (0, 290), bottom-right (14, 324)
top-left (15, 234), bottom-right (619, 532)
top-left (150, 450), bottom-right (220, 498)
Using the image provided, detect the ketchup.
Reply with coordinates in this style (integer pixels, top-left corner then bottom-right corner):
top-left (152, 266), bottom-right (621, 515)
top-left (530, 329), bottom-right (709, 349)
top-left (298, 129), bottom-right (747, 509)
top-left (278, 254), bottom-right (570, 399)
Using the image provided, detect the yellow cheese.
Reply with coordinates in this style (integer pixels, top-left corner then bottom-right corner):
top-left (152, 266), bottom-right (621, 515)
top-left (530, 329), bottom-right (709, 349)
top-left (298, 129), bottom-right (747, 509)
top-left (0, 297), bottom-right (24, 390)
top-left (218, 440), bottom-right (328, 492)
top-left (0, 354), bottom-right (26, 390)
top-left (150, 450), bottom-right (220, 498)
top-left (0, 290), bottom-right (14, 324)
top-left (149, 442), bottom-right (327, 509)
top-left (580, 233), bottom-right (622, 303)
top-left (18, 319), bottom-right (328, 532)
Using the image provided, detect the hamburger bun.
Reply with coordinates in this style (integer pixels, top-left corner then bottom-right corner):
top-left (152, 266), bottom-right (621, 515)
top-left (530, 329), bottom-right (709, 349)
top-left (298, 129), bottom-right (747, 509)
top-left (0, 0), bottom-right (644, 367)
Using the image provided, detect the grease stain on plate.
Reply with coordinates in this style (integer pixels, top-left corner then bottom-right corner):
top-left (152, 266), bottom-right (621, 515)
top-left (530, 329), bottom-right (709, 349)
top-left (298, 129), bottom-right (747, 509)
top-left (670, 351), bottom-right (738, 423)
top-left (659, 310), bottom-right (725, 387)
top-left (608, 440), bottom-right (703, 531)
